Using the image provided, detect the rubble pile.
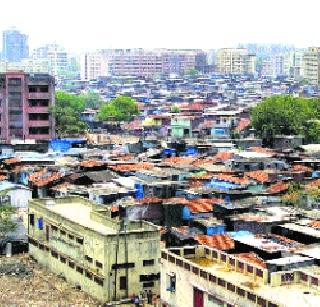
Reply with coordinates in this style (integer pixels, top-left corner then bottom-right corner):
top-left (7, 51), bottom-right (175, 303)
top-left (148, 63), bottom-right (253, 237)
top-left (0, 255), bottom-right (100, 306)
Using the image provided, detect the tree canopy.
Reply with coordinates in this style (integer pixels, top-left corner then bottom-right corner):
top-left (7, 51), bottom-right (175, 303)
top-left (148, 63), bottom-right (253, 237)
top-left (0, 197), bottom-right (16, 246)
top-left (171, 105), bottom-right (180, 113)
top-left (51, 91), bottom-right (87, 137)
top-left (97, 96), bottom-right (139, 121)
top-left (80, 92), bottom-right (104, 109)
top-left (251, 95), bottom-right (320, 144)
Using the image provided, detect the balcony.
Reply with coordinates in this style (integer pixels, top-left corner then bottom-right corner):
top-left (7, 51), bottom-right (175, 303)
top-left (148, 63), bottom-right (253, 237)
top-left (27, 120), bottom-right (50, 127)
top-left (28, 93), bottom-right (51, 100)
top-left (28, 106), bottom-right (49, 113)
top-left (27, 134), bottom-right (52, 140)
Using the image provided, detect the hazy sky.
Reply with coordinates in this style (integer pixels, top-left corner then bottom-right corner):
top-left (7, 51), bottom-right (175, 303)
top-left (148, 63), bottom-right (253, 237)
top-left (0, 0), bottom-right (319, 52)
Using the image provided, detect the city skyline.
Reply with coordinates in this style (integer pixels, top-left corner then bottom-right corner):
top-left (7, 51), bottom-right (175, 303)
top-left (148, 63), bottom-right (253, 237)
top-left (0, 0), bottom-right (319, 52)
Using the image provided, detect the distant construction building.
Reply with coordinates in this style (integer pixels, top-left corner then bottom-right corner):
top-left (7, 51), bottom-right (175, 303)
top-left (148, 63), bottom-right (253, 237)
top-left (2, 28), bottom-right (29, 62)
top-left (28, 197), bottom-right (160, 303)
top-left (302, 47), bottom-right (320, 85)
top-left (0, 72), bottom-right (55, 142)
top-left (216, 48), bottom-right (256, 75)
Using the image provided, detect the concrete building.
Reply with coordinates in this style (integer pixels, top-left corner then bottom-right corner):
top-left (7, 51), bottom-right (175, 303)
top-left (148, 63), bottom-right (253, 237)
top-left (108, 49), bottom-right (163, 77)
top-left (2, 29), bottom-right (29, 62)
top-left (80, 50), bottom-right (109, 80)
top-left (302, 47), bottom-right (320, 85)
top-left (161, 246), bottom-right (320, 307)
top-left (0, 72), bottom-right (55, 142)
top-left (28, 197), bottom-right (160, 303)
top-left (216, 48), bottom-right (256, 75)
top-left (32, 44), bottom-right (68, 77)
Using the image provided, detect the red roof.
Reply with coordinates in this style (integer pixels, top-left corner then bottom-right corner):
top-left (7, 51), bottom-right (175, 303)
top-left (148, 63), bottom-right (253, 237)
top-left (187, 198), bottom-right (223, 213)
top-left (246, 170), bottom-right (269, 183)
top-left (4, 157), bottom-right (20, 164)
top-left (195, 234), bottom-right (234, 250)
top-left (111, 162), bottom-right (154, 172)
top-left (236, 253), bottom-right (266, 268)
top-left (33, 172), bottom-right (63, 187)
top-left (266, 182), bottom-right (289, 194)
top-left (308, 220), bottom-right (320, 229)
top-left (212, 174), bottom-right (248, 185)
top-left (292, 165), bottom-right (313, 172)
top-left (80, 160), bottom-right (104, 168)
top-left (235, 118), bottom-right (250, 132)
top-left (136, 197), bottom-right (163, 205)
top-left (215, 152), bottom-right (234, 161)
top-left (250, 147), bottom-right (275, 157)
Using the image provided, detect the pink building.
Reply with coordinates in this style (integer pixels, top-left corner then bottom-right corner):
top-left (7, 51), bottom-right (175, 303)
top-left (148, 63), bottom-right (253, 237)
top-left (0, 71), bottom-right (55, 142)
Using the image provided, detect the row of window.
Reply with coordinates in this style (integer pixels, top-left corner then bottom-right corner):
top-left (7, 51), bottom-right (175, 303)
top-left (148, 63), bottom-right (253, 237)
top-left (29, 238), bottom-right (104, 287)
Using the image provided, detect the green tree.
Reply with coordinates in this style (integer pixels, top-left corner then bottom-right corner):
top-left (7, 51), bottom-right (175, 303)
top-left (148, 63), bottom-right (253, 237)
top-left (171, 105), bottom-right (180, 113)
top-left (0, 190), bottom-right (16, 246)
top-left (51, 91), bottom-right (87, 137)
top-left (97, 96), bottom-right (139, 121)
top-left (251, 95), bottom-right (319, 144)
top-left (186, 69), bottom-right (199, 76)
top-left (80, 92), bottom-right (104, 109)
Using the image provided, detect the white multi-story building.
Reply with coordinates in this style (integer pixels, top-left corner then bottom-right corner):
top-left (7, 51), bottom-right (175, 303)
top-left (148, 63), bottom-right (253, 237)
top-left (216, 48), bottom-right (256, 75)
top-left (32, 44), bottom-right (68, 76)
top-left (80, 50), bottom-right (109, 80)
top-left (302, 47), bottom-right (320, 85)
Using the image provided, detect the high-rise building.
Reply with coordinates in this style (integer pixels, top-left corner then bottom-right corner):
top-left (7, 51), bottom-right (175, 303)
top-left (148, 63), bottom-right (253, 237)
top-left (108, 49), bottom-right (163, 77)
top-left (32, 44), bottom-right (68, 77)
top-left (2, 28), bottom-right (29, 62)
top-left (216, 48), bottom-right (256, 75)
top-left (80, 50), bottom-right (109, 80)
top-left (302, 47), bottom-right (320, 85)
top-left (0, 72), bottom-right (55, 142)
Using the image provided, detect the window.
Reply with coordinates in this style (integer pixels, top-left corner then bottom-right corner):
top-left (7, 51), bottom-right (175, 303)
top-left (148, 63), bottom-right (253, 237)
top-left (248, 292), bottom-right (256, 302)
top-left (143, 282), bottom-right (154, 288)
top-left (112, 263), bottom-right (135, 269)
top-left (96, 261), bottom-right (103, 269)
top-left (218, 278), bottom-right (226, 287)
top-left (200, 270), bottom-right (208, 279)
top-left (176, 259), bottom-right (183, 267)
top-left (60, 256), bottom-right (66, 264)
top-left (120, 276), bottom-right (127, 290)
top-left (51, 225), bottom-right (58, 231)
top-left (76, 267), bottom-right (84, 274)
top-left (256, 269), bottom-right (263, 277)
top-left (51, 251), bottom-right (58, 258)
top-left (237, 288), bottom-right (245, 297)
top-left (60, 230), bottom-right (66, 236)
top-left (94, 276), bottom-right (104, 286)
top-left (220, 254), bottom-right (227, 262)
top-left (76, 238), bottom-right (83, 245)
top-left (29, 214), bottom-right (34, 226)
top-left (37, 218), bottom-right (43, 230)
top-left (184, 263), bottom-right (190, 271)
top-left (143, 259), bottom-right (155, 267)
top-left (192, 267), bottom-right (199, 275)
top-left (227, 283), bottom-right (235, 292)
top-left (166, 274), bottom-right (176, 292)
top-left (68, 234), bottom-right (74, 240)
top-left (140, 274), bottom-right (160, 282)
top-left (69, 261), bottom-right (75, 269)
top-left (85, 255), bottom-right (93, 263)
top-left (209, 274), bottom-right (217, 283)
top-left (184, 248), bottom-right (195, 255)
top-left (85, 271), bottom-right (93, 280)
top-left (247, 266), bottom-right (253, 273)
